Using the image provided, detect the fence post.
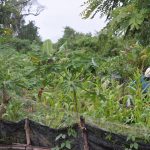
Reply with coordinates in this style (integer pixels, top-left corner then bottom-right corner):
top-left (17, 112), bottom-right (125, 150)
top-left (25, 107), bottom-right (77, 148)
top-left (25, 118), bottom-right (33, 150)
top-left (80, 116), bottom-right (89, 150)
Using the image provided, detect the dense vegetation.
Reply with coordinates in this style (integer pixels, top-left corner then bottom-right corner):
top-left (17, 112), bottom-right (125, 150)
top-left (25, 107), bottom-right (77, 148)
top-left (0, 0), bottom-right (150, 142)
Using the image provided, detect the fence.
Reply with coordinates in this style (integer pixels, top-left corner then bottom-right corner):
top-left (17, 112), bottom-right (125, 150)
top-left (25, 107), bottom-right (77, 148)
top-left (0, 117), bottom-right (150, 150)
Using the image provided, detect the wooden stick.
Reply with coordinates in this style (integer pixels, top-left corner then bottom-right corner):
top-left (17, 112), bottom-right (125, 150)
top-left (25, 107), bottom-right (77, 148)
top-left (80, 116), bottom-right (89, 150)
top-left (0, 144), bottom-right (51, 150)
top-left (25, 118), bottom-right (31, 146)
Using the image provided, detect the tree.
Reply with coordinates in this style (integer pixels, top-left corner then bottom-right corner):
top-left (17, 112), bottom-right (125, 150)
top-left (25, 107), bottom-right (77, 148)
top-left (54, 26), bottom-right (100, 52)
top-left (82, 0), bottom-right (150, 46)
top-left (0, 0), bottom-right (21, 34)
top-left (81, 0), bottom-right (126, 19)
top-left (55, 26), bottom-right (76, 49)
top-left (18, 21), bottom-right (41, 42)
top-left (0, 0), bottom-right (44, 36)
top-left (109, 0), bottom-right (150, 45)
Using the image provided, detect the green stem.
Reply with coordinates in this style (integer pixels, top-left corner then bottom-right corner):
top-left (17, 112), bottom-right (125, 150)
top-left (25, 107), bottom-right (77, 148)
top-left (73, 86), bottom-right (79, 119)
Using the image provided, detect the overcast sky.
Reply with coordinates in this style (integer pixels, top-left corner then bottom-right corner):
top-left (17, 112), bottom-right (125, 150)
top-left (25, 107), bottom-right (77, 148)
top-left (26, 0), bottom-right (106, 42)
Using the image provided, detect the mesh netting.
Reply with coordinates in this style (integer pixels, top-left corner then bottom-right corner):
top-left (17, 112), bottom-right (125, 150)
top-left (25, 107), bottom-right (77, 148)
top-left (0, 119), bottom-right (150, 150)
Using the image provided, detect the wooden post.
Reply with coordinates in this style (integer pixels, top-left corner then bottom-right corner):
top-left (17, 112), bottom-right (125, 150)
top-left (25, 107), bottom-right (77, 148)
top-left (80, 116), bottom-right (89, 150)
top-left (24, 118), bottom-right (31, 149)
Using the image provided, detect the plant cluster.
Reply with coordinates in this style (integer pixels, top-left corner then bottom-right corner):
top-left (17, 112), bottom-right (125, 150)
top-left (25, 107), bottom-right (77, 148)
top-left (0, 0), bottom-right (150, 144)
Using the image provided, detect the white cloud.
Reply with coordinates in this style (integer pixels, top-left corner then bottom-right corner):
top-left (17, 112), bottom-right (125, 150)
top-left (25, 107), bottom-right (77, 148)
top-left (26, 0), bottom-right (106, 42)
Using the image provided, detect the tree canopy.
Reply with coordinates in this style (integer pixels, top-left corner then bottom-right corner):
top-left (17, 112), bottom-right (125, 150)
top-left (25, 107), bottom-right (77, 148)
top-left (0, 0), bottom-right (44, 36)
top-left (82, 0), bottom-right (150, 45)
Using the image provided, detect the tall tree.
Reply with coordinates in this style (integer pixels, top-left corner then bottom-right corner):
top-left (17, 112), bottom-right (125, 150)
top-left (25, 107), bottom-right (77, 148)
top-left (18, 21), bottom-right (41, 42)
top-left (55, 27), bottom-right (76, 49)
top-left (0, 0), bottom-right (44, 35)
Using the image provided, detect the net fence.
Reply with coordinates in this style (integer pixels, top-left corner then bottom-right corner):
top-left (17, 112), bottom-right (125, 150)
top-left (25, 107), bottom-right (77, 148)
top-left (0, 118), bottom-right (150, 150)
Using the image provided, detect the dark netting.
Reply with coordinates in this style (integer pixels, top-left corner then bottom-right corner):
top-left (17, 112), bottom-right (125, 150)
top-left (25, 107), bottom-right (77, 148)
top-left (29, 120), bottom-right (83, 150)
top-left (86, 124), bottom-right (150, 150)
top-left (0, 120), bottom-right (26, 144)
top-left (0, 119), bottom-right (150, 150)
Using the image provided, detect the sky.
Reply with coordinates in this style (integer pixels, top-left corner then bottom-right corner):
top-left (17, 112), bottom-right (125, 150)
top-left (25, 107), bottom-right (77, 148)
top-left (26, 0), bottom-right (106, 42)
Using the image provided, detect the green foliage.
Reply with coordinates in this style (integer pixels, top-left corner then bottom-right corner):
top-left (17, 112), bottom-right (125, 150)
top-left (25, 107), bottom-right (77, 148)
top-left (18, 21), bottom-right (41, 42)
top-left (0, 0), bottom-right (43, 40)
top-left (9, 38), bottom-right (31, 52)
top-left (1, 33), bottom-right (149, 133)
top-left (82, 0), bottom-right (150, 46)
top-left (55, 26), bottom-right (100, 52)
top-left (3, 99), bottom-right (26, 121)
top-left (54, 27), bottom-right (75, 50)
top-left (97, 30), bottom-right (123, 56)
top-left (125, 135), bottom-right (139, 150)
top-left (109, 1), bottom-right (150, 42)
top-left (0, 44), bottom-right (36, 89)
top-left (81, 0), bottom-right (125, 19)
top-left (42, 39), bottom-right (54, 56)
top-left (0, 5), bottom-right (150, 143)
top-left (27, 40), bottom-right (150, 130)
top-left (51, 128), bottom-right (76, 150)
top-left (0, 0), bottom-right (21, 33)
